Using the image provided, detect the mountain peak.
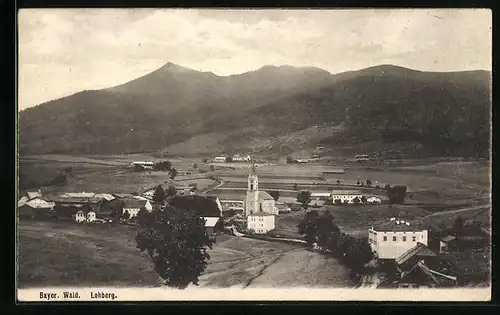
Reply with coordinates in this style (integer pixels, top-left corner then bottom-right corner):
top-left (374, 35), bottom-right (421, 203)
top-left (158, 62), bottom-right (199, 73)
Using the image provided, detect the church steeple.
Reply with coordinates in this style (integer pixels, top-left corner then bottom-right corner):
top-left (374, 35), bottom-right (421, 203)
top-left (247, 156), bottom-right (258, 191)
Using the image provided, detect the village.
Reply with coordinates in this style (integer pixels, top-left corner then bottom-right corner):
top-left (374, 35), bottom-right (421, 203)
top-left (17, 150), bottom-right (490, 289)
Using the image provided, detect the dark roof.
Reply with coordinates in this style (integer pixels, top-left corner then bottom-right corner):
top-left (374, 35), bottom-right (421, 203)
top-left (373, 220), bottom-right (423, 232)
top-left (122, 198), bottom-right (148, 209)
top-left (400, 261), bottom-right (457, 285)
top-left (441, 235), bottom-right (457, 242)
top-left (169, 195), bottom-right (221, 217)
top-left (396, 243), bottom-right (437, 265)
top-left (51, 196), bottom-right (102, 204)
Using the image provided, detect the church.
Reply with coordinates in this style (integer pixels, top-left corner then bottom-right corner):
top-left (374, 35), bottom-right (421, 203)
top-left (244, 163), bottom-right (278, 216)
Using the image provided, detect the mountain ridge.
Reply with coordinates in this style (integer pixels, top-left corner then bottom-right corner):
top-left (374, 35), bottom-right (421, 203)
top-left (18, 63), bottom-right (491, 158)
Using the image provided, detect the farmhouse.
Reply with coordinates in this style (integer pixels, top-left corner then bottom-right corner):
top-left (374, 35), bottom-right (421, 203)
top-left (220, 199), bottom-right (245, 215)
top-left (213, 156), bottom-right (227, 163)
top-left (202, 217), bottom-right (221, 235)
top-left (129, 161), bottom-right (155, 170)
top-left (275, 201), bottom-right (291, 213)
top-left (245, 164), bottom-right (278, 215)
top-left (232, 154), bottom-right (251, 162)
top-left (382, 243), bottom-right (458, 288)
top-left (310, 191), bottom-right (330, 208)
top-left (331, 189), bottom-right (363, 204)
top-left (247, 212), bottom-right (276, 234)
top-left (368, 219), bottom-right (429, 260)
top-left (18, 198), bottom-right (56, 219)
top-left (439, 223), bottom-right (489, 253)
top-left (52, 195), bottom-right (104, 219)
top-left (169, 195), bottom-right (223, 217)
top-left (354, 154), bottom-right (370, 162)
top-left (122, 198), bottom-right (153, 218)
top-left (367, 196), bottom-right (382, 204)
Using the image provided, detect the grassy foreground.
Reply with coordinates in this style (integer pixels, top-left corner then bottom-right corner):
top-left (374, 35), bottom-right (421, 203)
top-left (18, 221), bottom-right (355, 289)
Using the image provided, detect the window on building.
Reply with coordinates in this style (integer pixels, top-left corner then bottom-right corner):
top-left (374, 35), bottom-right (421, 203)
top-left (412, 236), bottom-right (417, 242)
top-left (403, 236), bottom-right (407, 242)
top-left (393, 236), bottom-right (397, 242)
top-left (383, 236), bottom-right (387, 241)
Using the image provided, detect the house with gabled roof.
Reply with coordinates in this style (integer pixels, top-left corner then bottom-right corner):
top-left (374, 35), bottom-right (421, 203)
top-left (122, 198), bottom-right (153, 218)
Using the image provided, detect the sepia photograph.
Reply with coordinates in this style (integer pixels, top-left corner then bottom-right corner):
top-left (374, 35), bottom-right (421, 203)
top-left (16, 8), bottom-right (491, 301)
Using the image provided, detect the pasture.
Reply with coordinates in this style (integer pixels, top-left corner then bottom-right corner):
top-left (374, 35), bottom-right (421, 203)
top-left (17, 221), bottom-right (354, 288)
top-left (18, 154), bottom-right (217, 196)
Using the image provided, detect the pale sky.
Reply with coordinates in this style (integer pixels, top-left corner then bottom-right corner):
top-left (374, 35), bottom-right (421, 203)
top-left (18, 8), bottom-right (492, 110)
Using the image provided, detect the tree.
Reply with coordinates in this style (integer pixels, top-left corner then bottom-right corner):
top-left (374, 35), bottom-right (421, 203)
top-left (166, 185), bottom-right (177, 198)
top-left (344, 237), bottom-right (373, 274)
top-left (193, 163), bottom-right (198, 169)
top-left (360, 196), bottom-right (367, 204)
top-left (154, 160), bottom-right (172, 171)
top-left (210, 165), bottom-right (214, 171)
top-left (226, 156), bottom-right (233, 163)
top-left (366, 179), bottom-right (372, 187)
top-left (336, 180), bottom-right (341, 185)
top-left (51, 172), bottom-right (67, 186)
top-left (153, 185), bottom-right (166, 205)
top-left (135, 205), bottom-right (215, 289)
top-left (387, 185), bottom-right (407, 204)
top-left (293, 183), bottom-right (298, 191)
top-left (286, 156), bottom-right (294, 164)
top-left (384, 184), bottom-right (392, 190)
top-left (297, 210), bottom-right (319, 246)
top-left (316, 213), bottom-right (341, 251)
top-left (64, 167), bottom-right (73, 176)
top-left (352, 197), bottom-right (361, 204)
top-left (452, 216), bottom-right (465, 236)
top-left (334, 199), bottom-right (342, 205)
top-left (268, 191), bottom-right (280, 201)
top-left (169, 168), bottom-right (178, 180)
top-left (296, 191), bottom-right (312, 210)
top-left (203, 159), bottom-right (208, 163)
top-left (356, 181), bottom-right (361, 186)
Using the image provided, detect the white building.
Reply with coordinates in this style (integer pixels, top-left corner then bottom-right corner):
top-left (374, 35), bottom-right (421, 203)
top-left (247, 212), bottom-right (276, 234)
top-left (331, 190), bottom-right (363, 204)
top-left (311, 192), bottom-right (332, 200)
top-left (129, 161), bottom-right (155, 170)
top-left (367, 196), bottom-right (382, 204)
top-left (368, 219), bottom-right (428, 260)
top-left (213, 156), bottom-right (227, 163)
top-left (75, 210), bottom-right (86, 223)
top-left (244, 165), bottom-right (278, 215)
top-left (232, 155), bottom-right (251, 162)
top-left (122, 198), bottom-right (153, 218)
top-left (86, 211), bottom-right (96, 223)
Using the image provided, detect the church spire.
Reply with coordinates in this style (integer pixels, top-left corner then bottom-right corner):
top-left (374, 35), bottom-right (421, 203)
top-left (250, 156), bottom-right (257, 175)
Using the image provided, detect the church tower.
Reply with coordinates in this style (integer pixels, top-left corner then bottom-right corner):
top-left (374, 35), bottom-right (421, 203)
top-left (245, 159), bottom-right (260, 215)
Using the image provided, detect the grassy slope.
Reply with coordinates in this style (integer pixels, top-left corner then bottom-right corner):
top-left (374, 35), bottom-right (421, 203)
top-left (18, 221), bottom-right (355, 289)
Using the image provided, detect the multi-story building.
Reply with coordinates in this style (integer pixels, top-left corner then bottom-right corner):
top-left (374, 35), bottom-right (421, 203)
top-left (247, 212), bottom-right (275, 234)
top-left (368, 219), bottom-right (428, 260)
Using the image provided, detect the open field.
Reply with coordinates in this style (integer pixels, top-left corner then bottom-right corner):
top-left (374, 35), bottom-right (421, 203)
top-left (18, 221), bottom-right (354, 288)
top-left (19, 154), bottom-right (217, 196)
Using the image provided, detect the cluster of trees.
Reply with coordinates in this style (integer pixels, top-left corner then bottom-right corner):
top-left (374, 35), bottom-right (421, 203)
top-left (298, 211), bottom-right (374, 275)
top-left (268, 191), bottom-right (280, 201)
top-left (356, 179), bottom-right (372, 187)
top-left (296, 191), bottom-right (312, 210)
top-left (135, 204), bottom-right (215, 289)
top-left (152, 184), bottom-right (177, 206)
top-left (387, 185), bottom-right (407, 204)
top-left (152, 160), bottom-right (178, 179)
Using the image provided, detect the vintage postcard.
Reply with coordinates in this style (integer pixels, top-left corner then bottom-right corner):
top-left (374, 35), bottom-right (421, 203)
top-left (16, 8), bottom-right (491, 302)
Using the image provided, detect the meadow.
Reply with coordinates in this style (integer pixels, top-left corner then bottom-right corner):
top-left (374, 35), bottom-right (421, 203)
top-left (18, 221), bottom-right (354, 288)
